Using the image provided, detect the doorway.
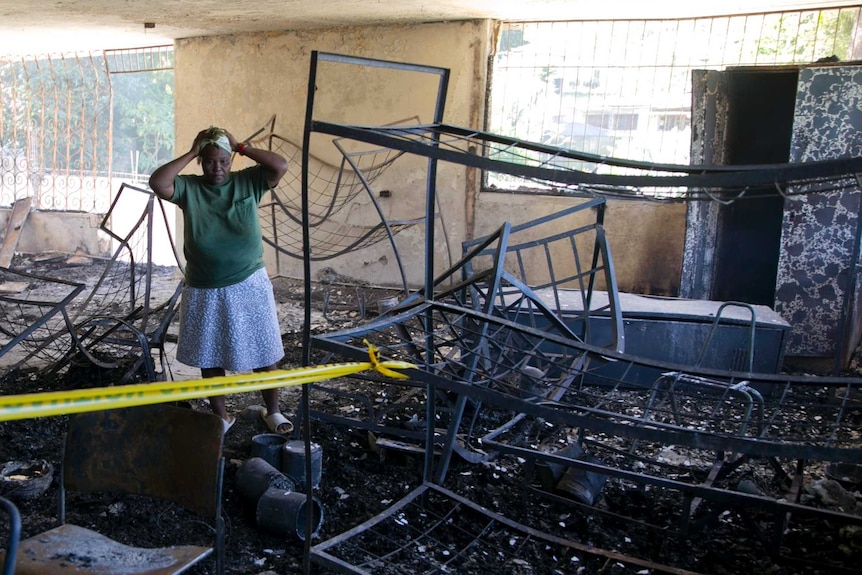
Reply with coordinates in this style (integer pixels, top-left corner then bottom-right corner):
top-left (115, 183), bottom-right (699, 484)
top-left (711, 68), bottom-right (798, 306)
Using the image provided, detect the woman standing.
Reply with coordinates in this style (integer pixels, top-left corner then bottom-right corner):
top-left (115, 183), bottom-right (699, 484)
top-left (149, 126), bottom-right (292, 434)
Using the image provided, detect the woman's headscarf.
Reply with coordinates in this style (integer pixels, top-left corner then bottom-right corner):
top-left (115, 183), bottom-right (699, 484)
top-left (199, 126), bottom-right (232, 155)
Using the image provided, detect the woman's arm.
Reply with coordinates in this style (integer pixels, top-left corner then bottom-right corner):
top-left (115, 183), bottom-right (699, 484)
top-left (243, 146), bottom-right (289, 189)
top-left (224, 130), bottom-right (288, 188)
top-left (149, 129), bottom-right (210, 200)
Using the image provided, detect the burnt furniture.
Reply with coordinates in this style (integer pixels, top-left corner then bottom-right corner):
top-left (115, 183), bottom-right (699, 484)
top-left (7, 404), bottom-right (225, 575)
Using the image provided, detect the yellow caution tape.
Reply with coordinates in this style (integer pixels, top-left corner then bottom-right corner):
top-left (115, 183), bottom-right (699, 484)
top-left (0, 341), bottom-right (415, 422)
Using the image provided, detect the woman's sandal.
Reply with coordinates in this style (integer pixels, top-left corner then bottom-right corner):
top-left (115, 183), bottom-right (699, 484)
top-left (261, 410), bottom-right (293, 434)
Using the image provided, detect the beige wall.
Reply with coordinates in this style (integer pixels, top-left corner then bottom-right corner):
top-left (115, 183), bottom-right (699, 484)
top-left (173, 20), bottom-right (686, 296)
top-left (474, 193), bottom-right (686, 296)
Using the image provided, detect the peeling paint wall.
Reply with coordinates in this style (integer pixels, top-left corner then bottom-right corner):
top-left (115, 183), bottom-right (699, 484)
top-left (776, 65), bottom-right (862, 361)
top-left (173, 21), bottom-right (686, 295)
top-left (681, 69), bottom-right (729, 300)
top-left (683, 63), bottom-right (862, 364)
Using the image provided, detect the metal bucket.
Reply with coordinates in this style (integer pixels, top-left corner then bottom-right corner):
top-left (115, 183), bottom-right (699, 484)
top-left (251, 433), bottom-right (288, 468)
top-left (536, 443), bottom-right (583, 491)
top-left (256, 487), bottom-right (324, 541)
top-left (281, 440), bottom-right (322, 490)
top-left (235, 457), bottom-right (295, 504)
top-left (554, 453), bottom-right (607, 506)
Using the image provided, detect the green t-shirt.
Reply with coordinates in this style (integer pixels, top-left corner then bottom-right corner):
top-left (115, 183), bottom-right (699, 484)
top-left (170, 165), bottom-right (270, 288)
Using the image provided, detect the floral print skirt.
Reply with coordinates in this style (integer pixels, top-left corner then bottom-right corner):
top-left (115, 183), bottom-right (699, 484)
top-left (176, 267), bottom-right (284, 372)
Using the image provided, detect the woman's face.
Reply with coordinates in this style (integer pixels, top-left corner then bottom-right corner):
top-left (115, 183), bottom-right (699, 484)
top-left (200, 145), bottom-right (232, 185)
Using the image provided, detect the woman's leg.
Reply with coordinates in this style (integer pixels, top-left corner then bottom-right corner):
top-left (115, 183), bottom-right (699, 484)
top-left (202, 367), bottom-right (229, 421)
top-left (254, 364), bottom-right (279, 414)
top-left (255, 364), bottom-right (292, 432)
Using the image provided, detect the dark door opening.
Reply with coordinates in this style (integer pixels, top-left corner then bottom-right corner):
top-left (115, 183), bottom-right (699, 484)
top-left (712, 68), bottom-right (798, 307)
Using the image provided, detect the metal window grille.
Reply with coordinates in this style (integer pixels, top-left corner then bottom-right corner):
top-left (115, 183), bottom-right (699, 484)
top-left (104, 46), bottom-right (174, 74)
top-left (0, 46), bottom-right (173, 212)
top-left (488, 7), bottom-right (862, 192)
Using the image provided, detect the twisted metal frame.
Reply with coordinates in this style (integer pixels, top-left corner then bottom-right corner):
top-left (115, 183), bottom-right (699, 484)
top-left (301, 51), bottom-right (862, 575)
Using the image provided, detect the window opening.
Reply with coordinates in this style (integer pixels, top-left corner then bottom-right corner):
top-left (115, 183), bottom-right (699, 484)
top-left (487, 8), bottom-right (862, 194)
top-left (0, 46), bottom-right (174, 213)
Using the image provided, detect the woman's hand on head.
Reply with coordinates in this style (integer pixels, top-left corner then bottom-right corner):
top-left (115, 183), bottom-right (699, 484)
top-left (191, 129), bottom-right (211, 155)
top-left (223, 130), bottom-right (239, 153)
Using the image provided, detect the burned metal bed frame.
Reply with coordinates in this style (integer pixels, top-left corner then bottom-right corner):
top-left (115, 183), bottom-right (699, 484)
top-left (247, 116), bottom-right (423, 296)
top-left (311, 481), bottom-right (703, 575)
top-left (309, 290), bottom-right (862, 572)
top-left (298, 52), bottom-right (862, 574)
top-left (0, 183), bottom-right (183, 384)
top-left (0, 268), bottom-right (85, 370)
